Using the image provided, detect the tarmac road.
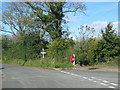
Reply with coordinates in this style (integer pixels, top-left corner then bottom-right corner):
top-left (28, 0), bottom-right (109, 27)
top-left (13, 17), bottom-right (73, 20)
top-left (1, 64), bottom-right (119, 89)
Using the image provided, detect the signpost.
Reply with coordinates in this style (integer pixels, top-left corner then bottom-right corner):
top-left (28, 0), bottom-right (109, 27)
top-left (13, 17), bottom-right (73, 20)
top-left (41, 48), bottom-right (46, 59)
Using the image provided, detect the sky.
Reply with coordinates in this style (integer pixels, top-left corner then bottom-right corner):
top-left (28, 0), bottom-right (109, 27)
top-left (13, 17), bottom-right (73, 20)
top-left (1, 2), bottom-right (119, 40)
top-left (66, 2), bottom-right (118, 40)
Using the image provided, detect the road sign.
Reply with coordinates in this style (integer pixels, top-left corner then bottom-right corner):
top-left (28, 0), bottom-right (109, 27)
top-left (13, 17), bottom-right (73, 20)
top-left (41, 48), bottom-right (46, 59)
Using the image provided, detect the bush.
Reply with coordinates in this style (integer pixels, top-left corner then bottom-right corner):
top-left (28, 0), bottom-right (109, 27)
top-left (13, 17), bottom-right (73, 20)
top-left (46, 37), bottom-right (74, 62)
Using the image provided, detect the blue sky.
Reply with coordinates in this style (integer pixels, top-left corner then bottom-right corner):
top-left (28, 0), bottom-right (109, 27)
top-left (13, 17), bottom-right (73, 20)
top-left (2, 2), bottom-right (119, 39)
top-left (65, 2), bottom-right (118, 39)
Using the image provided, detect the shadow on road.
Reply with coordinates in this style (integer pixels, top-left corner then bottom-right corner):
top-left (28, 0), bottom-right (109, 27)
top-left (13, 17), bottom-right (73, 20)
top-left (0, 67), bottom-right (5, 69)
top-left (88, 67), bottom-right (99, 70)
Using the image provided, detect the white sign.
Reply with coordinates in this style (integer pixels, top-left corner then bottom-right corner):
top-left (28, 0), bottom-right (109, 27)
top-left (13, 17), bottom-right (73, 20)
top-left (73, 54), bottom-right (75, 66)
top-left (41, 48), bottom-right (46, 59)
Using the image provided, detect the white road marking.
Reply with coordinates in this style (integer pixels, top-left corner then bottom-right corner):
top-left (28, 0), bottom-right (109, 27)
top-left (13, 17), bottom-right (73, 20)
top-left (91, 77), bottom-right (95, 79)
top-left (109, 86), bottom-right (116, 88)
top-left (83, 77), bottom-right (87, 79)
top-left (61, 71), bottom-right (70, 74)
top-left (70, 73), bottom-right (76, 75)
top-left (100, 83), bottom-right (107, 86)
top-left (93, 81), bottom-right (97, 83)
top-left (71, 74), bottom-right (78, 76)
top-left (110, 83), bottom-right (118, 86)
top-left (102, 80), bottom-right (109, 83)
top-left (60, 71), bottom-right (64, 72)
top-left (88, 79), bottom-right (93, 81)
top-left (65, 72), bottom-right (70, 74)
top-left (60, 71), bottom-right (118, 89)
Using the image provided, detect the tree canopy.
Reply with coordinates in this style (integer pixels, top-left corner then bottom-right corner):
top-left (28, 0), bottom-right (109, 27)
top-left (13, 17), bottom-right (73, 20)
top-left (2, 2), bottom-right (86, 40)
top-left (94, 23), bottom-right (118, 63)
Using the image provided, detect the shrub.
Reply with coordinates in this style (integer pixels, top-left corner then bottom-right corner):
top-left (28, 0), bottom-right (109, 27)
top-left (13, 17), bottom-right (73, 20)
top-left (46, 37), bottom-right (74, 62)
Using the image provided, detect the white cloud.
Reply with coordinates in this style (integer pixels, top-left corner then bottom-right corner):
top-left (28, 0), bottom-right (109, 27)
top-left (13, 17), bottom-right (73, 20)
top-left (68, 34), bottom-right (77, 41)
top-left (90, 21), bottom-right (119, 36)
top-left (68, 21), bottom-right (119, 41)
top-left (113, 21), bottom-right (119, 34)
top-left (91, 21), bottom-right (108, 30)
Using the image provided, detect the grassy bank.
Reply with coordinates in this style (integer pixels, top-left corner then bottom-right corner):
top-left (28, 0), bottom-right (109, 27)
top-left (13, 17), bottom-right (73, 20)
top-left (2, 56), bottom-right (119, 69)
top-left (2, 59), bottom-right (118, 69)
top-left (94, 62), bottom-right (118, 69)
top-left (2, 58), bottom-right (73, 68)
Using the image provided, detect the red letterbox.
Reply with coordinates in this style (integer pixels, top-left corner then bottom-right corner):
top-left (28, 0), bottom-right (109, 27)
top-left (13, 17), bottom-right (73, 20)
top-left (70, 56), bottom-right (75, 62)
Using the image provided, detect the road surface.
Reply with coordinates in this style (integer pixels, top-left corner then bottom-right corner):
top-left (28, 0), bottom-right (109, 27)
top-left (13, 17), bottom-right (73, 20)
top-left (1, 64), bottom-right (119, 89)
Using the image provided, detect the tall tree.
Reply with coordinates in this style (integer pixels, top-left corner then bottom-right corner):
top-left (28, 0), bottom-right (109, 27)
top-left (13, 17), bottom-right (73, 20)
top-left (94, 23), bottom-right (118, 63)
top-left (2, 3), bottom-right (49, 64)
top-left (26, 2), bottom-right (86, 40)
top-left (2, 2), bottom-right (45, 38)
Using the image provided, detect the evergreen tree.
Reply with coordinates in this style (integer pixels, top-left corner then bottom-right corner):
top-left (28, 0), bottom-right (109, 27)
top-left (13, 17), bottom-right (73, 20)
top-left (94, 23), bottom-right (118, 63)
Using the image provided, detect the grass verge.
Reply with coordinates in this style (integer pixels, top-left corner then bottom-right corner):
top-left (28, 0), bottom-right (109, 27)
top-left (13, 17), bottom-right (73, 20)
top-left (2, 58), bottom-right (73, 69)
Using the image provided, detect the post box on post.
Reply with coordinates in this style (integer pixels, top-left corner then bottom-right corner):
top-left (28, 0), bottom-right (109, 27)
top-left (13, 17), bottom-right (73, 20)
top-left (70, 54), bottom-right (75, 66)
